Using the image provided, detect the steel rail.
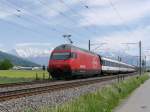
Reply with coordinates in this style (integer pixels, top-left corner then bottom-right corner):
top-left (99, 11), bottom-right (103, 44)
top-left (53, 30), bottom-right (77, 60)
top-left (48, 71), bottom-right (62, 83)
top-left (0, 73), bottom-right (137, 102)
top-left (0, 80), bottom-right (56, 88)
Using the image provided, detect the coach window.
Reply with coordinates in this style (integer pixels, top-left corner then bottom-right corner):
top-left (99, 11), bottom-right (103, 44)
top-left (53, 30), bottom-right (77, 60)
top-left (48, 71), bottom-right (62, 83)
top-left (105, 61), bottom-right (107, 66)
top-left (110, 62), bottom-right (112, 66)
top-left (119, 64), bottom-right (121, 67)
top-left (102, 60), bottom-right (105, 65)
top-left (112, 62), bottom-right (115, 67)
top-left (110, 62), bottom-right (112, 67)
top-left (114, 63), bottom-right (116, 67)
top-left (120, 64), bottom-right (123, 68)
top-left (104, 60), bottom-right (106, 66)
top-left (112, 62), bottom-right (114, 66)
top-left (106, 61), bottom-right (108, 66)
top-left (108, 61), bottom-right (111, 66)
top-left (102, 60), bottom-right (104, 65)
top-left (115, 63), bottom-right (118, 67)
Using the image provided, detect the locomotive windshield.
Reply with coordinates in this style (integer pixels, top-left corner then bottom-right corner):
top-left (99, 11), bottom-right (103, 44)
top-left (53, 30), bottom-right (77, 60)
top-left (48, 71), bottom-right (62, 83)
top-left (51, 52), bottom-right (71, 60)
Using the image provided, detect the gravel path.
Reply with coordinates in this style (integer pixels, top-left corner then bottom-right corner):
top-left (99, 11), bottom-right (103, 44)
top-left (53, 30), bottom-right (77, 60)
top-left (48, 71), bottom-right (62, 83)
top-left (0, 79), bottom-right (117, 112)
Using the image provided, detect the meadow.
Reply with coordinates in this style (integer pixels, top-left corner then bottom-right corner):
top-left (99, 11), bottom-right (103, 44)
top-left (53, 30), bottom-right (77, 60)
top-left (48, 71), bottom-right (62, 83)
top-left (0, 70), bottom-right (50, 84)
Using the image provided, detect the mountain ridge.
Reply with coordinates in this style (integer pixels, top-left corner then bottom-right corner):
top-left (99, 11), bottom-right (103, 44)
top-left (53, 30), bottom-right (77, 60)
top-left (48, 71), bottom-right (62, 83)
top-left (0, 51), bottom-right (39, 67)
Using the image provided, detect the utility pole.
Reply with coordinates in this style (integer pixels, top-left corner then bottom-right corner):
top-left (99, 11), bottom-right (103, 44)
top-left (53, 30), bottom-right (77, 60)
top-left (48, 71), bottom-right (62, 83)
top-left (89, 40), bottom-right (91, 51)
top-left (145, 56), bottom-right (147, 72)
top-left (139, 41), bottom-right (142, 76)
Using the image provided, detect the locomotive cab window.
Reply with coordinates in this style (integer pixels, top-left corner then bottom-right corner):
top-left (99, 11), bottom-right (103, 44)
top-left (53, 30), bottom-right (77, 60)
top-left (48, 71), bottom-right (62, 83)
top-left (51, 52), bottom-right (71, 60)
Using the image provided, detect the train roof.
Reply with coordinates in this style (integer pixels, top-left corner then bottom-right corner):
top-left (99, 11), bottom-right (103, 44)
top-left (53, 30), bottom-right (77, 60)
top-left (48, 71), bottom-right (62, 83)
top-left (54, 44), bottom-right (97, 55)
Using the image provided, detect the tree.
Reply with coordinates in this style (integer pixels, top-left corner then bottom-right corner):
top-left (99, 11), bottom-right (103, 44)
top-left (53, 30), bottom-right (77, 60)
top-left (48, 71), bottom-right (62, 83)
top-left (0, 59), bottom-right (13, 70)
top-left (42, 65), bottom-right (46, 71)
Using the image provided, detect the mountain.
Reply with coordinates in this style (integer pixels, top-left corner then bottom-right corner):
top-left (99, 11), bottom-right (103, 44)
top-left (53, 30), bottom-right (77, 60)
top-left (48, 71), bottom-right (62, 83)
top-left (0, 51), bottom-right (39, 67)
top-left (9, 48), bottom-right (51, 66)
top-left (26, 56), bottom-right (49, 66)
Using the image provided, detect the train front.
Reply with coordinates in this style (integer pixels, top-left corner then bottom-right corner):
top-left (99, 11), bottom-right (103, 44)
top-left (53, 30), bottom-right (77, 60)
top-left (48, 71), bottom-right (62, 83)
top-left (48, 45), bottom-right (73, 79)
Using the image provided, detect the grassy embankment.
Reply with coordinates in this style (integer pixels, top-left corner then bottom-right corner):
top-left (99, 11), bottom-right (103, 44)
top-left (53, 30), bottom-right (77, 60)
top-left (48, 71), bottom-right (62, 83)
top-left (0, 70), bottom-right (49, 84)
top-left (26, 74), bottom-right (149, 112)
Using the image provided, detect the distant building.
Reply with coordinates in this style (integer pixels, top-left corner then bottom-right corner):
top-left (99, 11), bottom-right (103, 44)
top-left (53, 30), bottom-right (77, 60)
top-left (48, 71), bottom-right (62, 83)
top-left (12, 66), bottom-right (42, 70)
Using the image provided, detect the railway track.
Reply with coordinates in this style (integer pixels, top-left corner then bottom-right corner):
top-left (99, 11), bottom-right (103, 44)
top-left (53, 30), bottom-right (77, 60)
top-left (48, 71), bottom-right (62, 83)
top-left (0, 80), bottom-right (56, 88)
top-left (0, 73), bottom-right (137, 102)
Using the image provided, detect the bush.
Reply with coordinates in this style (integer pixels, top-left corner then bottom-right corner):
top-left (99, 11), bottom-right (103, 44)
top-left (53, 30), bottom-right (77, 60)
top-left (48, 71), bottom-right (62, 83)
top-left (0, 59), bottom-right (13, 70)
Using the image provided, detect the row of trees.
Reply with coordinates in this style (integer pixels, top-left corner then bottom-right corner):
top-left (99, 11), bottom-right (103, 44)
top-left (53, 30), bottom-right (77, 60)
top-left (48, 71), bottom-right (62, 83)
top-left (0, 59), bottom-right (13, 70)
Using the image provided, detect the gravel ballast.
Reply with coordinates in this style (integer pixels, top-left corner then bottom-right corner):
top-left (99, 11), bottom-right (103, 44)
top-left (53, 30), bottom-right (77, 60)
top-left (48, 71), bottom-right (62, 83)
top-left (0, 79), bottom-right (117, 112)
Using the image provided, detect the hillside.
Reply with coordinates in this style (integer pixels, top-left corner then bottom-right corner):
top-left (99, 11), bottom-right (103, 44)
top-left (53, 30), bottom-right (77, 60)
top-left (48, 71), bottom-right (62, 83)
top-left (0, 51), bottom-right (39, 67)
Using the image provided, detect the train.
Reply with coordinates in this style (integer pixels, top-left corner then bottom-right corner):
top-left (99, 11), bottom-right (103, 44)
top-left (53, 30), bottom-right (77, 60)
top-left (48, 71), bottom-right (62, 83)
top-left (48, 44), bottom-right (136, 79)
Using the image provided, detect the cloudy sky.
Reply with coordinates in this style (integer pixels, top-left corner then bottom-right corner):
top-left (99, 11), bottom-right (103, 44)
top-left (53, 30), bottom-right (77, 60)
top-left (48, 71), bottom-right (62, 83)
top-left (0, 0), bottom-right (150, 58)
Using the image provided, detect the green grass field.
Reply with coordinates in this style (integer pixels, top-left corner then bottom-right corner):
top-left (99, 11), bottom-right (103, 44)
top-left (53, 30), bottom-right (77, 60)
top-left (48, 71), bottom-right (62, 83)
top-left (0, 70), bottom-right (50, 84)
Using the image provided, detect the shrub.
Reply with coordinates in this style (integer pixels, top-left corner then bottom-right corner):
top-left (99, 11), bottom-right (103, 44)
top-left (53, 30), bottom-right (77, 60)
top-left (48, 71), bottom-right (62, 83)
top-left (0, 59), bottom-right (13, 70)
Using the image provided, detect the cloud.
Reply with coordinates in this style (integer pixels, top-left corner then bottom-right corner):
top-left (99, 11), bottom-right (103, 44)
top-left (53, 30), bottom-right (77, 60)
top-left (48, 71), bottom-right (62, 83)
top-left (0, 0), bottom-right (79, 26)
top-left (79, 0), bottom-right (150, 26)
top-left (1, 0), bottom-right (150, 28)
top-left (0, 3), bottom-right (17, 19)
top-left (0, 44), bottom-right (7, 52)
top-left (16, 42), bottom-right (52, 47)
top-left (92, 25), bottom-right (150, 55)
top-left (81, 0), bottom-right (119, 7)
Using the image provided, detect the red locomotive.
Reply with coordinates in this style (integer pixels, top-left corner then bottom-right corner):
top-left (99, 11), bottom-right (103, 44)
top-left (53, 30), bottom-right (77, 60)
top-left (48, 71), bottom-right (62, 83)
top-left (48, 44), bottom-right (136, 79)
top-left (48, 44), bottom-right (101, 79)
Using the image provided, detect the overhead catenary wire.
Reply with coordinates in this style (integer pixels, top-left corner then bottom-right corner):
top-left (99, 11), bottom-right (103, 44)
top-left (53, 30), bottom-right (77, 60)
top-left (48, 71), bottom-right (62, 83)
top-left (0, 1), bottom-right (58, 38)
top-left (77, 0), bottom-right (125, 45)
top-left (58, 0), bottom-right (99, 36)
top-left (78, 0), bottom-right (135, 36)
top-left (2, 0), bottom-right (86, 44)
top-left (78, 0), bottom-right (130, 33)
top-left (5, 0), bottom-right (87, 44)
top-left (37, 0), bottom-right (91, 42)
top-left (107, 0), bottom-right (136, 37)
top-left (2, 0), bottom-right (60, 33)
top-left (38, 0), bottom-right (97, 36)
top-left (78, 0), bottom-right (139, 54)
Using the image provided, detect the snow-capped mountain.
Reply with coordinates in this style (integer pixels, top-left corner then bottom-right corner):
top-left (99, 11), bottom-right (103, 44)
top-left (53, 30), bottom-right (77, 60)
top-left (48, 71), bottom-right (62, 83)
top-left (8, 47), bottom-right (53, 66)
top-left (11, 48), bottom-right (51, 58)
